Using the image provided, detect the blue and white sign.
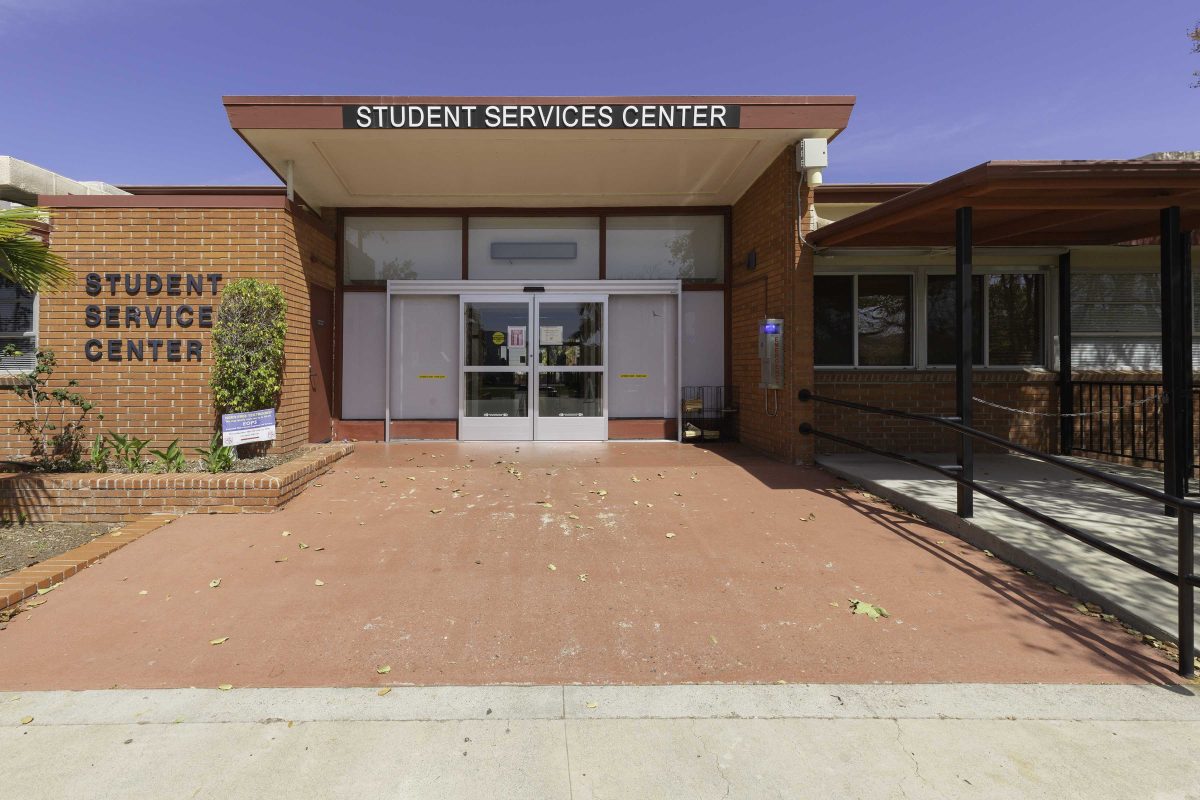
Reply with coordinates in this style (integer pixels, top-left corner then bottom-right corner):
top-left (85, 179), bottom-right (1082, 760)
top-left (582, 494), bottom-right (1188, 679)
top-left (221, 409), bottom-right (276, 447)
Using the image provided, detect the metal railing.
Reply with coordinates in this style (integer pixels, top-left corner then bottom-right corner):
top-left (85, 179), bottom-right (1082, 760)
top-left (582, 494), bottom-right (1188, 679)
top-left (1069, 380), bottom-right (1200, 478)
top-left (798, 388), bottom-right (1198, 677)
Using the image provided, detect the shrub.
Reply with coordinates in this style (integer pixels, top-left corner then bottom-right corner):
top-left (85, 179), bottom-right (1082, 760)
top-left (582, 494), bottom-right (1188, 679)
top-left (149, 438), bottom-right (186, 473)
top-left (196, 432), bottom-right (235, 473)
top-left (4, 347), bottom-right (99, 471)
top-left (88, 433), bottom-right (111, 473)
top-left (210, 279), bottom-right (287, 414)
top-left (108, 431), bottom-right (150, 472)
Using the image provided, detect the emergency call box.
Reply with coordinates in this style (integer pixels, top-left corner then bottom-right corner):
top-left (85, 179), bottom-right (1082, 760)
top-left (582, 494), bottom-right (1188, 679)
top-left (758, 318), bottom-right (784, 389)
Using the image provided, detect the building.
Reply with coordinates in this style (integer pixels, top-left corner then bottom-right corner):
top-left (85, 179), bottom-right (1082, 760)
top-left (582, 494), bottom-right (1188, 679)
top-left (0, 97), bottom-right (1197, 468)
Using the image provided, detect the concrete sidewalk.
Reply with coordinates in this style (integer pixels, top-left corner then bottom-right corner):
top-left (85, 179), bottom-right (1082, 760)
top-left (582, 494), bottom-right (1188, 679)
top-left (3, 684), bottom-right (1198, 798)
top-left (819, 452), bottom-right (1200, 652)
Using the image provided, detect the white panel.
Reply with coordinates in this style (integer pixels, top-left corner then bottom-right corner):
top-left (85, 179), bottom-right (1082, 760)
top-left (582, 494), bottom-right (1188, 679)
top-left (340, 293), bottom-right (386, 419)
top-left (391, 296), bottom-right (459, 419)
top-left (468, 217), bottom-right (600, 280)
top-left (681, 292), bottom-right (724, 387)
top-left (608, 295), bottom-right (676, 418)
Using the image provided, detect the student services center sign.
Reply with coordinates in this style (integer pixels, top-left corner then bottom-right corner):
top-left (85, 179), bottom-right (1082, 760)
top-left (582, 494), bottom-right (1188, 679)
top-left (344, 103), bottom-right (741, 130)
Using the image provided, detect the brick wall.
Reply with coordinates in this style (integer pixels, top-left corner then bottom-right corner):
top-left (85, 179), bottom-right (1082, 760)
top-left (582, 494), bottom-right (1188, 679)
top-left (730, 146), bottom-right (808, 461)
top-left (812, 370), bottom-right (1059, 454)
top-left (0, 200), bottom-right (335, 461)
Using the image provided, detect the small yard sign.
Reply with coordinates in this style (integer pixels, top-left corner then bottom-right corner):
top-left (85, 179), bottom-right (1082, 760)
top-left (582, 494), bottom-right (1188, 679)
top-left (221, 409), bottom-right (276, 447)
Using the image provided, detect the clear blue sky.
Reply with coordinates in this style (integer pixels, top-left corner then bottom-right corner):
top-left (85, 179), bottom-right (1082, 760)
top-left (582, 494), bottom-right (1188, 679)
top-left (2, 0), bottom-right (1197, 186)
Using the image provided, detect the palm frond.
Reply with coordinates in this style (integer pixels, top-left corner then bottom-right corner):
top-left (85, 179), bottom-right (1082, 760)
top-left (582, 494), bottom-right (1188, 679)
top-left (0, 207), bottom-right (72, 292)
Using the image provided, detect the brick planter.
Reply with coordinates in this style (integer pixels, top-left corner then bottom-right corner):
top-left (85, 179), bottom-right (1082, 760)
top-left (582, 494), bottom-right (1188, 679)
top-left (0, 442), bottom-right (353, 523)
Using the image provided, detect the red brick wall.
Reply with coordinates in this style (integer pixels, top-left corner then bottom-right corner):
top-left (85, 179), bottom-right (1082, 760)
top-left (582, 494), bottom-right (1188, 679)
top-left (731, 146), bottom-right (808, 461)
top-left (0, 202), bottom-right (335, 461)
top-left (812, 370), bottom-right (1059, 454)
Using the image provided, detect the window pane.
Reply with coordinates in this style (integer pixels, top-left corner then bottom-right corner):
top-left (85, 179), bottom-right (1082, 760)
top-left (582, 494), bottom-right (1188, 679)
top-left (857, 275), bottom-right (912, 366)
top-left (988, 274), bottom-right (1043, 365)
top-left (605, 215), bottom-right (724, 283)
top-left (539, 372), bottom-right (603, 417)
top-left (537, 302), bottom-right (602, 366)
top-left (463, 302), bottom-right (529, 367)
top-left (343, 217), bottom-right (461, 285)
top-left (926, 275), bottom-right (984, 366)
top-left (464, 372), bottom-right (528, 418)
top-left (468, 217), bottom-right (599, 280)
top-left (814, 276), bottom-right (854, 365)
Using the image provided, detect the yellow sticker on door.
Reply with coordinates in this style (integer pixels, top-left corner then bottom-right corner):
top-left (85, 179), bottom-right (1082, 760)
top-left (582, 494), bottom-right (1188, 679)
top-left (492, 331), bottom-right (505, 345)
top-left (619, 373), bottom-right (649, 379)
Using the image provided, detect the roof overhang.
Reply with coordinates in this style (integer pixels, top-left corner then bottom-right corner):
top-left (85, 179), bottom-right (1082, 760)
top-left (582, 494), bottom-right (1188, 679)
top-left (224, 95), bottom-right (854, 210)
top-left (808, 161), bottom-right (1200, 248)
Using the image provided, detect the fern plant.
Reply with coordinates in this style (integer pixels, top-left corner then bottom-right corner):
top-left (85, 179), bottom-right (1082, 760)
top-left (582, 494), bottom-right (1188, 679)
top-left (0, 207), bottom-right (72, 292)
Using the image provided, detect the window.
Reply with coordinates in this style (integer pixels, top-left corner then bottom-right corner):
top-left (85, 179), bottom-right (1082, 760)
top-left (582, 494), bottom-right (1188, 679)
top-left (343, 217), bottom-right (461, 285)
top-left (814, 274), bottom-right (913, 366)
top-left (927, 274), bottom-right (1043, 367)
top-left (0, 279), bottom-right (36, 371)
top-left (605, 215), bottom-right (725, 283)
top-left (1070, 271), bottom-right (1200, 370)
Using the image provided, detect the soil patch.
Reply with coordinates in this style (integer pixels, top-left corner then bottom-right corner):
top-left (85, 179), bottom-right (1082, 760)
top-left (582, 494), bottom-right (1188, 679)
top-left (0, 521), bottom-right (116, 577)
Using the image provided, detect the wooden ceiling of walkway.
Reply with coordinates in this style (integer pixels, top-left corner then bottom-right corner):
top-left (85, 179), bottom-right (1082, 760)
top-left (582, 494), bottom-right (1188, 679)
top-left (808, 161), bottom-right (1200, 247)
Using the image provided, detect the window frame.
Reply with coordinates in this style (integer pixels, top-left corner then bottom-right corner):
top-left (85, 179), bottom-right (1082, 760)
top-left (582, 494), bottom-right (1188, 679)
top-left (814, 265), bottom-right (1051, 371)
top-left (814, 271), bottom-right (917, 369)
top-left (0, 285), bottom-right (38, 374)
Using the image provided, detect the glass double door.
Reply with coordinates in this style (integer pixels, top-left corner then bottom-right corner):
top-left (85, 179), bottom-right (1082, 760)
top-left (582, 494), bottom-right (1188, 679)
top-left (459, 295), bottom-right (606, 440)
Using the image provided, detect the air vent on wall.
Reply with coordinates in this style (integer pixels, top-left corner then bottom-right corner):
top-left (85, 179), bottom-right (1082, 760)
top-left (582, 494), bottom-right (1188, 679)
top-left (491, 242), bottom-right (578, 260)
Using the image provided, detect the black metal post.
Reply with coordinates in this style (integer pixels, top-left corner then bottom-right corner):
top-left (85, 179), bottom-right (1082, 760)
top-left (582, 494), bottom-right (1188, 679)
top-left (1058, 251), bottom-right (1073, 455)
top-left (1180, 507), bottom-right (1195, 677)
top-left (1181, 230), bottom-right (1193, 493)
top-left (1161, 207), bottom-right (1185, 515)
top-left (956, 207), bottom-right (974, 518)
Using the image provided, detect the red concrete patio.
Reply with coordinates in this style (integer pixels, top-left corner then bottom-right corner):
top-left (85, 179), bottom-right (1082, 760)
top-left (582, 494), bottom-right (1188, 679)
top-left (0, 442), bottom-right (1177, 689)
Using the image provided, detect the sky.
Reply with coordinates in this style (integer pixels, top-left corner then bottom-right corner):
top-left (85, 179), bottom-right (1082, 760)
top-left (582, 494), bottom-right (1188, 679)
top-left (1, 0), bottom-right (1197, 186)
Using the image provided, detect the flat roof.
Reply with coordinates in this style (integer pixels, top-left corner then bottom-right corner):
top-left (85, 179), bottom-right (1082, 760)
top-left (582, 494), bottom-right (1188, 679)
top-left (224, 95), bottom-right (855, 209)
top-left (808, 160), bottom-right (1200, 248)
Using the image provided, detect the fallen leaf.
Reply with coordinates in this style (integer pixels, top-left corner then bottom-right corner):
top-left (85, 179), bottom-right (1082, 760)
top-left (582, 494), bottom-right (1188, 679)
top-left (209, 579), bottom-right (221, 589)
top-left (537, 501), bottom-right (553, 508)
top-left (299, 543), bottom-right (309, 550)
top-left (274, 557), bottom-right (288, 563)
top-left (709, 635), bottom-right (718, 645)
top-left (547, 564), bottom-right (557, 571)
top-left (377, 688), bottom-right (391, 696)
top-left (578, 573), bottom-right (588, 582)
top-left (665, 532), bottom-right (676, 539)
top-left (281, 531), bottom-right (291, 537)
top-left (20, 716), bottom-right (33, 725)
top-left (376, 665), bottom-right (392, 674)
top-left (630, 476), bottom-right (640, 483)
top-left (217, 684), bottom-right (233, 691)
top-left (430, 508), bottom-right (445, 515)
top-left (138, 590), bottom-right (148, 595)
top-left (24, 599), bottom-right (46, 608)
top-left (585, 701), bottom-right (598, 709)
top-left (36, 585), bottom-right (57, 596)
top-left (567, 513), bottom-right (579, 520)
top-left (210, 637), bottom-right (229, 646)
top-left (314, 579), bottom-right (325, 586)
top-left (590, 490), bottom-right (608, 497)
top-left (406, 476), bottom-right (416, 481)
top-left (849, 599), bottom-right (889, 620)
top-left (314, 547), bottom-right (325, 552)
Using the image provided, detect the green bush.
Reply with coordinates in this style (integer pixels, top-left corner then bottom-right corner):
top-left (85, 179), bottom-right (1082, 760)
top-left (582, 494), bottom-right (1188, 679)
top-left (149, 438), bottom-right (186, 473)
top-left (196, 432), bottom-right (235, 473)
top-left (210, 279), bottom-right (287, 414)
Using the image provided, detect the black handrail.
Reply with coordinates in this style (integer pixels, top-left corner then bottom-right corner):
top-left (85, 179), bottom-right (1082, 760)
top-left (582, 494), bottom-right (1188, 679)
top-left (799, 388), bottom-right (1197, 678)
top-left (798, 390), bottom-right (1200, 513)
